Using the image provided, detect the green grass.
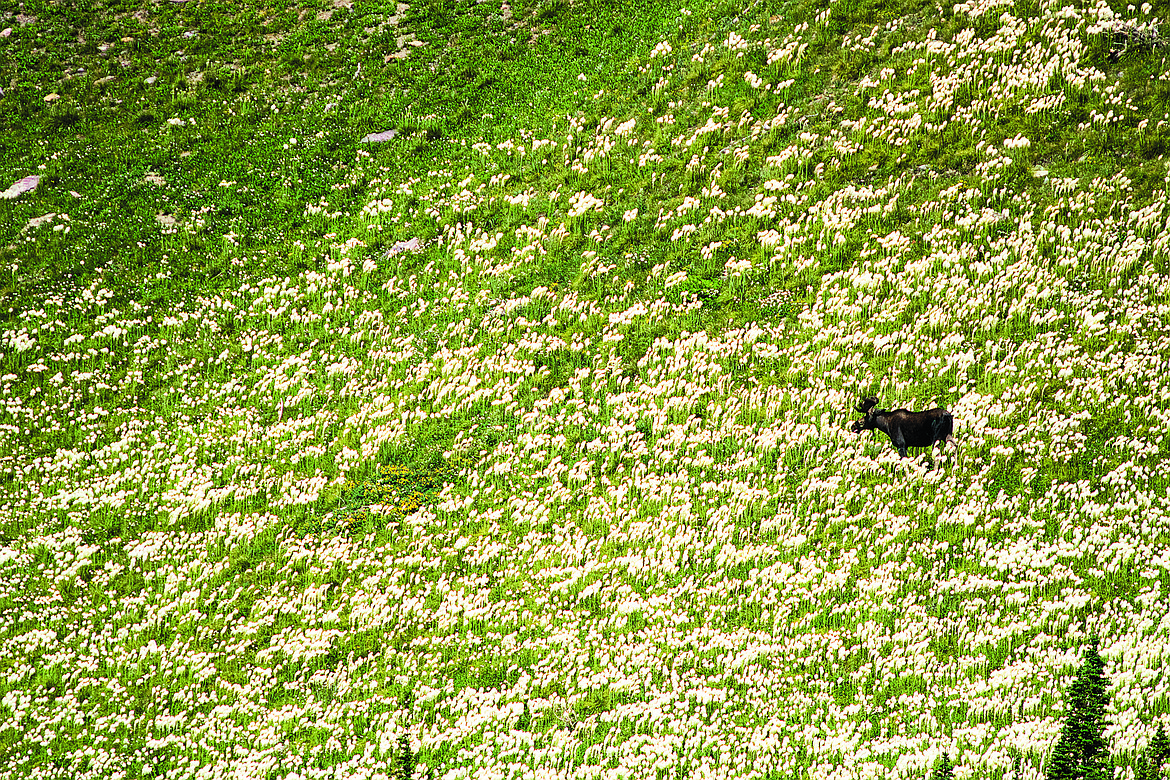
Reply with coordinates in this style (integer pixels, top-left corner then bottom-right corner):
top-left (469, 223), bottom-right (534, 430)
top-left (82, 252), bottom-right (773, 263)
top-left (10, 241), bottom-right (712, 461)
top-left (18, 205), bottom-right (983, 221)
top-left (3, 0), bottom-right (1170, 778)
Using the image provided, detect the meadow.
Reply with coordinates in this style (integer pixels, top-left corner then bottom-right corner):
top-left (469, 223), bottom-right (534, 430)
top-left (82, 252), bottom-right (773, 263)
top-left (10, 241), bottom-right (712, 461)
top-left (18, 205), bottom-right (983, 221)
top-left (1, 0), bottom-right (1169, 778)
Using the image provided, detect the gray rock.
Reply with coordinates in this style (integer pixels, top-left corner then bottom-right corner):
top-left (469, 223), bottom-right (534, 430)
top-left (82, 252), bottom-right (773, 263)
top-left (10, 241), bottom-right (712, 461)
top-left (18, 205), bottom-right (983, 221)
top-left (1, 175), bottom-right (39, 199)
top-left (360, 129), bottom-right (399, 143)
top-left (385, 237), bottom-right (422, 257)
top-left (25, 213), bottom-right (56, 230)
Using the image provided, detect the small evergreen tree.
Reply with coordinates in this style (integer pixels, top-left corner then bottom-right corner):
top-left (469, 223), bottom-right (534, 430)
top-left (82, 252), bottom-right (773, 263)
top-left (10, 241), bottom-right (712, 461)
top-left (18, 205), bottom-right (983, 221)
top-left (396, 734), bottom-right (416, 780)
top-left (1135, 724), bottom-right (1169, 780)
top-left (930, 751), bottom-right (956, 780)
top-left (1046, 640), bottom-right (1112, 780)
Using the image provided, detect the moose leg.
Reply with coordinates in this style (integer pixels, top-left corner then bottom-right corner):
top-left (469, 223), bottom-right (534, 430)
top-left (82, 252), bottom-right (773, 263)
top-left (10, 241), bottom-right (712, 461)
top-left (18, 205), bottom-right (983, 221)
top-left (890, 429), bottom-right (908, 458)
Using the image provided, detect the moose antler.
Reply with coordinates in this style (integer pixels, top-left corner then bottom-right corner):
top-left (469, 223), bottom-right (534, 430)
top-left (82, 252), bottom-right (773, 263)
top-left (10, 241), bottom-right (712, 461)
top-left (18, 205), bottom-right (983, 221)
top-left (855, 397), bottom-right (879, 415)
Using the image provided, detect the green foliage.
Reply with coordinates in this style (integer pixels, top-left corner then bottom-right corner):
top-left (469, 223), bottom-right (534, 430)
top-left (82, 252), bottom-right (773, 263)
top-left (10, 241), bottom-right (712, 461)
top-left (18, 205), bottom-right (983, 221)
top-left (931, 752), bottom-right (956, 780)
top-left (395, 734), bottom-right (417, 780)
top-left (1046, 640), bottom-right (1112, 780)
top-left (303, 452), bottom-right (476, 537)
top-left (574, 686), bottom-right (615, 718)
top-left (1135, 724), bottom-right (1170, 780)
top-left (986, 454), bottom-right (1025, 498)
top-left (679, 275), bottom-right (724, 300)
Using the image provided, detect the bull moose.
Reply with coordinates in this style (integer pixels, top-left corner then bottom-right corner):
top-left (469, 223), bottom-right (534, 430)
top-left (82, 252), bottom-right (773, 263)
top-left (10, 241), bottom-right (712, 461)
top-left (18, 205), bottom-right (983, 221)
top-left (850, 396), bottom-right (954, 457)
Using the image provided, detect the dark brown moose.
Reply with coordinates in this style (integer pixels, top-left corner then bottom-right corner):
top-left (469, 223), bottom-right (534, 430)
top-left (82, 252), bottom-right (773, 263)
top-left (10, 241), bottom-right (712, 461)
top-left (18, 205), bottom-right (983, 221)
top-left (850, 397), bottom-right (954, 457)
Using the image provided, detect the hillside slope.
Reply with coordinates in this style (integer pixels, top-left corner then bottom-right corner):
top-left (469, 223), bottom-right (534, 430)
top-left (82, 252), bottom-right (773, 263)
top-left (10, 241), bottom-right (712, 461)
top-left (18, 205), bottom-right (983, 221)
top-left (1, 0), bottom-right (1170, 778)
